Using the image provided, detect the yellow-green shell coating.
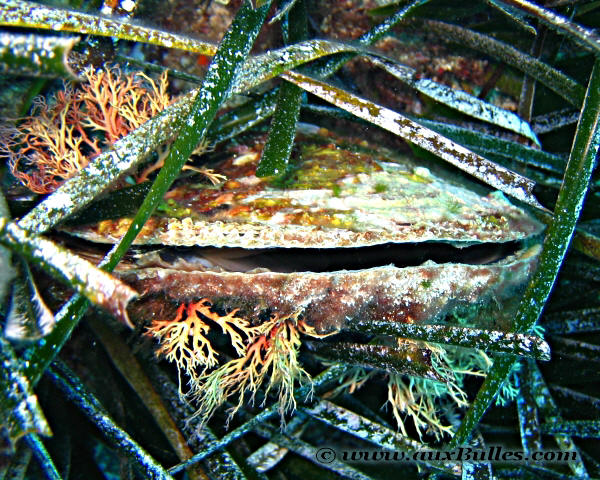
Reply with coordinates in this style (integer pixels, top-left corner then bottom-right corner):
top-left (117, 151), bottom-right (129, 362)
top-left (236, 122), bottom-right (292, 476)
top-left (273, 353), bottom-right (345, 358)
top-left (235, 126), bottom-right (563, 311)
top-left (68, 132), bottom-right (543, 248)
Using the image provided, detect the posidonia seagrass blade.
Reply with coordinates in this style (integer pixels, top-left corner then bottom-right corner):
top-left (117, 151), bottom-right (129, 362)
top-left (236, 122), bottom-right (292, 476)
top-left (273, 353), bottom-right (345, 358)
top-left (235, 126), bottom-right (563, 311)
top-left (167, 366), bottom-right (349, 475)
top-left (0, 33), bottom-right (78, 78)
top-left (4, 259), bottom-right (55, 342)
top-left (497, 0), bottom-right (600, 55)
top-left (23, 434), bottom-right (61, 479)
top-left (347, 321), bottom-right (550, 360)
top-left (250, 422), bottom-right (381, 480)
top-left (487, 0), bottom-right (536, 34)
top-left (527, 361), bottom-right (588, 477)
top-left (303, 400), bottom-right (460, 476)
top-left (255, 0), bottom-right (307, 178)
top-left (449, 58), bottom-right (600, 453)
top-left (423, 19), bottom-right (586, 107)
top-left (411, 117), bottom-right (565, 174)
top-left (0, 335), bottom-right (51, 451)
top-left (541, 420), bottom-right (600, 438)
top-left (515, 361), bottom-right (541, 455)
top-left (304, 341), bottom-right (443, 380)
top-left (532, 109), bottom-right (580, 134)
top-left (281, 71), bottom-right (545, 211)
top-left (48, 361), bottom-right (175, 480)
top-left (370, 57), bottom-right (540, 145)
top-left (0, 0), bottom-right (217, 55)
top-left (0, 219), bottom-right (137, 326)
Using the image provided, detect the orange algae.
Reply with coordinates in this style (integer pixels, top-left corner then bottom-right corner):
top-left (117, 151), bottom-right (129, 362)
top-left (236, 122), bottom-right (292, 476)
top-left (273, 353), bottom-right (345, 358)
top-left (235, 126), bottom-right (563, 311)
top-left (147, 298), bottom-right (328, 423)
top-left (1, 67), bottom-right (170, 193)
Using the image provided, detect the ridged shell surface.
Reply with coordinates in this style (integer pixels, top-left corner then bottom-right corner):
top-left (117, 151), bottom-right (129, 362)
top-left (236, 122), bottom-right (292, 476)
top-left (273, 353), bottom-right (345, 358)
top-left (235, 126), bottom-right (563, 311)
top-left (68, 132), bottom-right (543, 248)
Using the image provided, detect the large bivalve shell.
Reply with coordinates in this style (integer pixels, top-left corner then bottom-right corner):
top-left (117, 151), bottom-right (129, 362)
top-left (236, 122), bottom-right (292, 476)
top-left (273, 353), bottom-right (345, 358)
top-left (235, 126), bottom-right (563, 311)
top-left (75, 131), bottom-right (546, 428)
top-left (123, 246), bottom-right (540, 334)
top-left (69, 131), bottom-right (543, 249)
top-left (69, 130), bottom-right (544, 334)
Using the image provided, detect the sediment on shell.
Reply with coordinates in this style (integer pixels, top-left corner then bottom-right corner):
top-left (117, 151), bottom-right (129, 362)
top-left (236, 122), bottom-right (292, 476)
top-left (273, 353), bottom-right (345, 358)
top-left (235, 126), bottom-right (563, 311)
top-left (124, 246), bottom-right (539, 334)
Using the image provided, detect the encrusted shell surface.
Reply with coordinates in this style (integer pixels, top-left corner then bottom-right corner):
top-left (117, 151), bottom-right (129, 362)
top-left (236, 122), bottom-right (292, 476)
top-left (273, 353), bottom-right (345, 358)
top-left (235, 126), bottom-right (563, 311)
top-left (124, 245), bottom-right (540, 334)
top-left (69, 130), bottom-right (543, 248)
